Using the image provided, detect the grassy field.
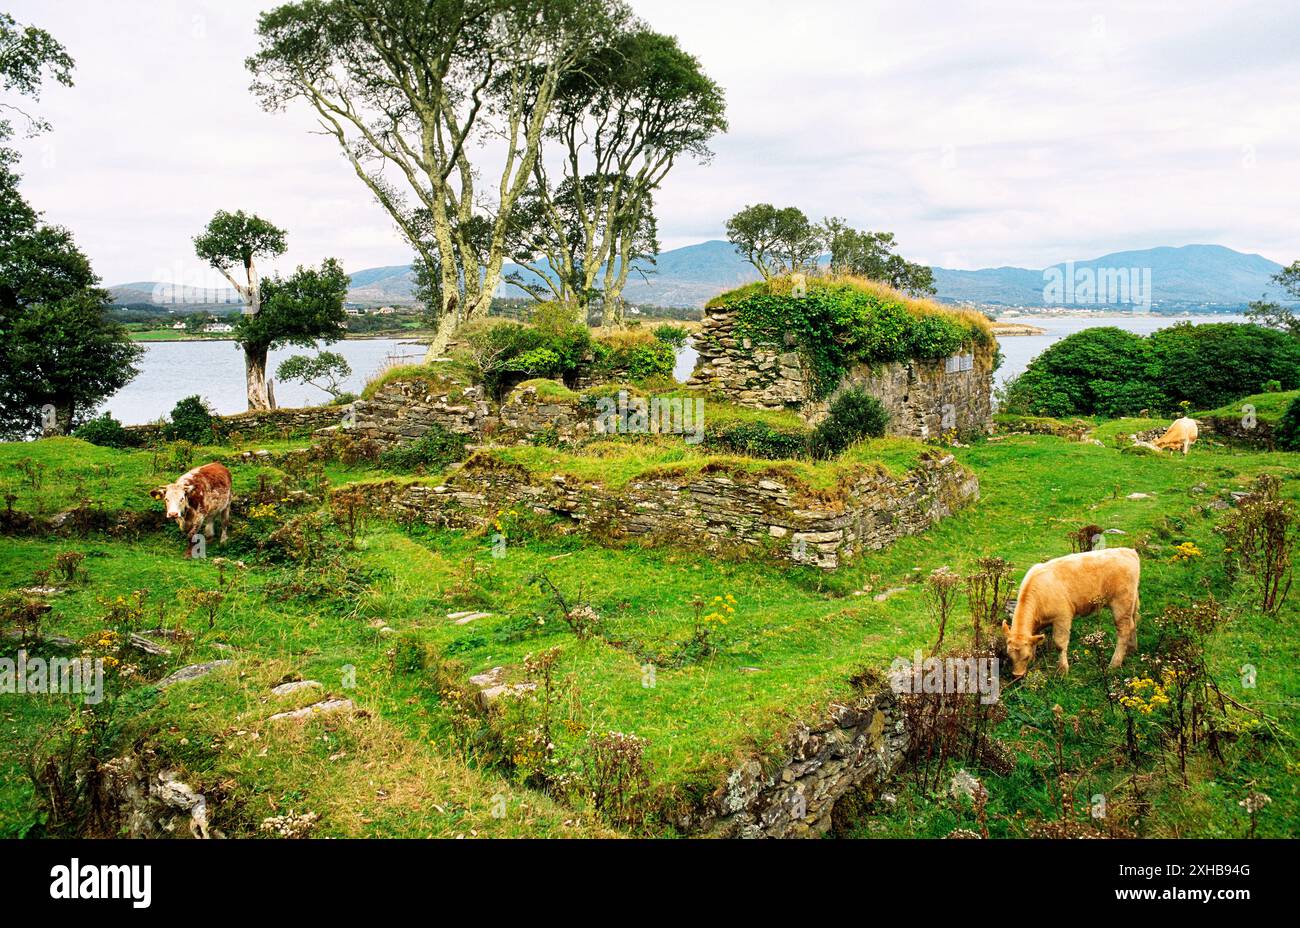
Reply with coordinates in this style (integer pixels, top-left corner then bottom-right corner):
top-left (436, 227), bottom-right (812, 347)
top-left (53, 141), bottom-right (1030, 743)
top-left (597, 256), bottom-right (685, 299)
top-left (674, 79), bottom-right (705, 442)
top-left (1, 423), bottom-right (1296, 838)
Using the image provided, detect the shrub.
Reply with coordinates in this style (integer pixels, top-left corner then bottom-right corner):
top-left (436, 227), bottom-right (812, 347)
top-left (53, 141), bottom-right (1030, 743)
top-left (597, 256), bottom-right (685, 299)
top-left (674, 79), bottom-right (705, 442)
top-left (463, 320), bottom-right (592, 397)
top-left (1004, 323), bottom-right (1300, 418)
top-left (73, 413), bottom-right (134, 448)
top-left (652, 324), bottom-right (688, 348)
top-left (163, 395), bottom-right (216, 444)
top-left (811, 387), bottom-right (890, 457)
top-left (709, 422), bottom-right (808, 459)
top-left (591, 330), bottom-right (676, 383)
top-left (1001, 328), bottom-right (1165, 418)
top-left (1276, 396), bottom-right (1300, 451)
top-left (1149, 322), bottom-right (1300, 409)
top-left (377, 425), bottom-right (469, 473)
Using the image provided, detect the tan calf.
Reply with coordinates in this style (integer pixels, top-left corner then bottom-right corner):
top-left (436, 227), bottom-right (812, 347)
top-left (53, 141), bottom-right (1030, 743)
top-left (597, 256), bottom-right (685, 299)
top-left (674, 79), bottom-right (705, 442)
top-left (1003, 548), bottom-right (1141, 677)
top-left (1153, 416), bottom-right (1199, 455)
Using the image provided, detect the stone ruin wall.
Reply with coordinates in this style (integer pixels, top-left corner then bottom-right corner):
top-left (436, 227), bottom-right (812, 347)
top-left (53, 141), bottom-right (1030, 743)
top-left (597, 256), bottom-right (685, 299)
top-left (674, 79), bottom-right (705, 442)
top-left (686, 303), bottom-right (996, 438)
top-left (337, 450), bottom-right (977, 571)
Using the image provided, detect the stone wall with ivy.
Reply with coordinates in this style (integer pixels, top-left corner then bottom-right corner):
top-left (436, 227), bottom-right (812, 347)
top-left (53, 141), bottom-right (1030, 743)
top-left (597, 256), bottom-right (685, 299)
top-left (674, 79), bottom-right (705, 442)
top-left (688, 301), bottom-right (996, 438)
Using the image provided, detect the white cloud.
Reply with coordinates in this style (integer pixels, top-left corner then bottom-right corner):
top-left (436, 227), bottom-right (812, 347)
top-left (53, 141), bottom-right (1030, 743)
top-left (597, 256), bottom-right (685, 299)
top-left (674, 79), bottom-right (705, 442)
top-left (7, 0), bottom-right (1299, 284)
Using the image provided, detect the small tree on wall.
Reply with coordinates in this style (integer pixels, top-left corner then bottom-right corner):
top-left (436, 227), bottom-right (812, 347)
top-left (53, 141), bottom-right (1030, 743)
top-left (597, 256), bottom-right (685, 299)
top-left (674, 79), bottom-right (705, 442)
top-left (726, 204), bottom-right (822, 279)
top-left (193, 210), bottom-right (288, 409)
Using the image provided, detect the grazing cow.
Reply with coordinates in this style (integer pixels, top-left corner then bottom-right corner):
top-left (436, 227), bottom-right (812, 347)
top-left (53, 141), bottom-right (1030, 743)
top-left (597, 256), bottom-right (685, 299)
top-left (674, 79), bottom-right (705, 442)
top-left (1153, 416), bottom-right (1199, 455)
top-left (1002, 548), bottom-right (1141, 677)
top-left (150, 463), bottom-right (232, 557)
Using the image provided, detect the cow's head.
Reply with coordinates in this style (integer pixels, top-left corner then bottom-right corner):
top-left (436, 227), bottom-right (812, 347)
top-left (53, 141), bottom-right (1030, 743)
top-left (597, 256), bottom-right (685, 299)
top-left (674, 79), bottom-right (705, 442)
top-left (150, 481), bottom-right (197, 532)
top-left (1002, 621), bottom-right (1046, 678)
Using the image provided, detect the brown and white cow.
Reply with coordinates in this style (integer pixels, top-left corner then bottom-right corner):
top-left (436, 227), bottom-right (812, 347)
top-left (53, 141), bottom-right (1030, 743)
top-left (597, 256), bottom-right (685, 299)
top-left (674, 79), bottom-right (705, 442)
top-left (1153, 416), bottom-right (1199, 455)
top-left (150, 463), bottom-right (232, 557)
top-left (1002, 548), bottom-right (1141, 677)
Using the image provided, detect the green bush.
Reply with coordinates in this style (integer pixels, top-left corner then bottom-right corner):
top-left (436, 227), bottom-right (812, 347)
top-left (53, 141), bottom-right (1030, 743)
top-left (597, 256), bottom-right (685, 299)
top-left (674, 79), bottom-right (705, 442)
top-left (465, 321), bottom-right (592, 397)
top-left (590, 337), bottom-right (676, 384)
top-left (1149, 322), bottom-right (1300, 409)
top-left (709, 422), bottom-right (809, 459)
top-left (1004, 323), bottom-right (1300, 418)
top-left (73, 413), bottom-right (135, 448)
top-left (811, 388), bottom-right (890, 458)
top-left (652, 324), bottom-right (688, 348)
top-left (377, 425), bottom-right (469, 473)
top-left (1001, 328), bottom-right (1164, 418)
top-left (163, 395), bottom-right (217, 444)
top-left (1277, 396), bottom-right (1300, 451)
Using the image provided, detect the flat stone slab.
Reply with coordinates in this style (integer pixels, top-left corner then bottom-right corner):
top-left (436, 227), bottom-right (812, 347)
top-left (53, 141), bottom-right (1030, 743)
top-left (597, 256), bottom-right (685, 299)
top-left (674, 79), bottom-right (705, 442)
top-left (448, 611), bottom-right (492, 625)
top-left (269, 698), bottom-right (355, 722)
top-left (271, 680), bottom-right (322, 697)
top-left (468, 666), bottom-right (536, 706)
top-left (157, 660), bottom-right (231, 689)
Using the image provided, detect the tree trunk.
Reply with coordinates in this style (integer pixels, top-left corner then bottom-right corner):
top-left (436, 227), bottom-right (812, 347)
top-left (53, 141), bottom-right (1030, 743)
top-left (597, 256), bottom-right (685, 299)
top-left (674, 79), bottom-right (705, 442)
top-left (245, 344), bottom-right (275, 411)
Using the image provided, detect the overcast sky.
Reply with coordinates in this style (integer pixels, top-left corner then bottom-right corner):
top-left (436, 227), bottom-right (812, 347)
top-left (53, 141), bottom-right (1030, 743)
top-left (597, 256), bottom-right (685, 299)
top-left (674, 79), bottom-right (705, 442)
top-left (7, 0), bottom-right (1300, 288)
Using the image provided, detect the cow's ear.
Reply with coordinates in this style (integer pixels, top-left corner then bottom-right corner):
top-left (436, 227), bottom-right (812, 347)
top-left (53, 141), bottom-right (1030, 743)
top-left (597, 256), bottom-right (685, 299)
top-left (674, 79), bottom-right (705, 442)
top-left (149, 487), bottom-right (166, 500)
top-left (1001, 621), bottom-right (1011, 637)
top-left (1031, 634), bottom-right (1046, 644)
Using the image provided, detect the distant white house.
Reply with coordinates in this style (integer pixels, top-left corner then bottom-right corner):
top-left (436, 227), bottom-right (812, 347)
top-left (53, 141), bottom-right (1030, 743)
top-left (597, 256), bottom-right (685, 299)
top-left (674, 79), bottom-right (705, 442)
top-left (375, 306), bottom-right (397, 315)
top-left (203, 322), bottom-right (234, 334)
top-left (171, 321), bottom-right (186, 330)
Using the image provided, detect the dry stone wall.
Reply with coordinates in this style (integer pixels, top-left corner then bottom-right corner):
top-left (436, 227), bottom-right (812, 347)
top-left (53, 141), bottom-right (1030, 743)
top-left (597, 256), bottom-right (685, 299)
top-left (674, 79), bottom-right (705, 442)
top-left (338, 451), bottom-right (978, 570)
top-left (687, 690), bottom-right (907, 838)
top-left (349, 381), bottom-right (491, 449)
top-left (124, 405), bottom-right (347, 444)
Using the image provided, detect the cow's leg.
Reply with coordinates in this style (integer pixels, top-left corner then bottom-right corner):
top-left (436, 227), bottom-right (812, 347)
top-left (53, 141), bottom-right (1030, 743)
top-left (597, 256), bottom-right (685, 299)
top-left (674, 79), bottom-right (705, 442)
top-left (218, 503), bottom-right (230, 544)
top-left (203, 515), bottom-right (215, 541)
top-left (1052, 615), bottom-right (1073, 674)
top-left (1182, 439), bottom-right (1190, 455)
top-left (1109, 594), bottom-right (1138, 668)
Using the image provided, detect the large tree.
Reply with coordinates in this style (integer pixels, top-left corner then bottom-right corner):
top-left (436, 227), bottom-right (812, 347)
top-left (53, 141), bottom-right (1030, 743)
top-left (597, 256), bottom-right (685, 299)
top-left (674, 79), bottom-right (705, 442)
top-left (1247, 260), bottom-right (1300, 338)
top-left (248, 0), bottom-right (632, 358)
top-left (0, 13), bottom-right (140, 438)
top-left (823, 218), bottom-right (936, 296)
top-left (230, 259), bottom-right (349, 411)
top-left (514, 28), bottom-right (725, 323)
top-left (0, 168), bottom-right (142, 437)
top-left (193, 210), bottom-right (289, 408)
top-left (726, 204), bottom-right (822, 279)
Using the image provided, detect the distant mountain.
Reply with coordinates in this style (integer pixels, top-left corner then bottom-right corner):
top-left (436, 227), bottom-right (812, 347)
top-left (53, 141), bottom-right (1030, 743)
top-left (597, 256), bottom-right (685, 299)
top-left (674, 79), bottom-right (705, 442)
top-left (110, 242), bottom-right (1291, 312)
top-left (932, 244), bottom-right (1288, 308)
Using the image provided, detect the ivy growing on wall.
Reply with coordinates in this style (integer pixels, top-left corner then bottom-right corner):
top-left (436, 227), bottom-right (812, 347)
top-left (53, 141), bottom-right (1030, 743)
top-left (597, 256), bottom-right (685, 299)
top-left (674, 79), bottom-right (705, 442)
top-left (710, 277), bottom-right (993, 398)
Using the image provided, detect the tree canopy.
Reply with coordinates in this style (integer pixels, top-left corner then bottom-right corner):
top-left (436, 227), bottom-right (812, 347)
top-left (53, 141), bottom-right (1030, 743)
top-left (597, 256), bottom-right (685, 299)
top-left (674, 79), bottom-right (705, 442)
top-left (248, 0), bottom-right (635, 355)
top-left (726, 204), bottom-right (822, 279)
top-left (0, 162), bottom-right (141, 437)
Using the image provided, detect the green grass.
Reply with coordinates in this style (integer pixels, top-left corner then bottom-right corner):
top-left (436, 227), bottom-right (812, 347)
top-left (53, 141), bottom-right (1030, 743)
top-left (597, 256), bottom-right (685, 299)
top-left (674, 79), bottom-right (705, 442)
top-left (360, 362), bottom-right (475, 400)
top-left (511, 379), bottom-right (581, 402)
top-left (475, 434), bottom-right (927, 492)
top-left (1, 422), bottom-right (1297, 838)
top-left (0, 437), bottom-right (317, 515)
top-left (1199, 389), bottom-right (1299, 423)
